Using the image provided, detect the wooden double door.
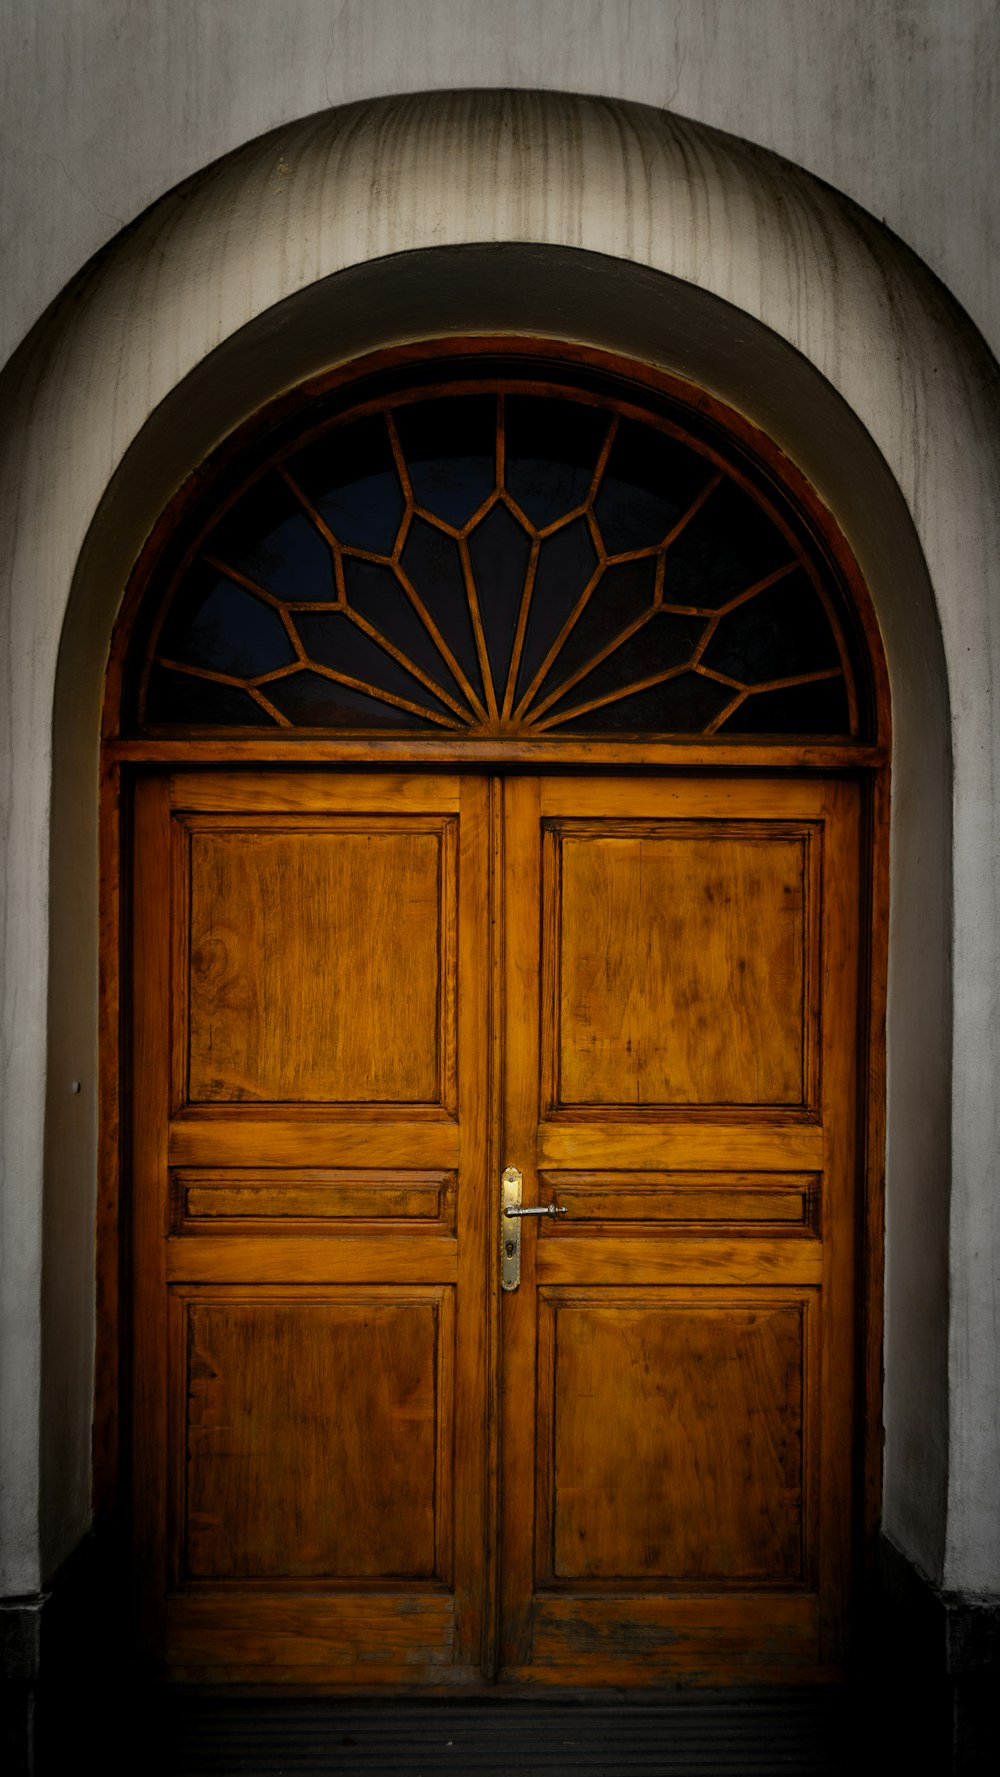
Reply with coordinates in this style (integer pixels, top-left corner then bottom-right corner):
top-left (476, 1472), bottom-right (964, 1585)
top-left (129, 767), bottom-right (860, 1685)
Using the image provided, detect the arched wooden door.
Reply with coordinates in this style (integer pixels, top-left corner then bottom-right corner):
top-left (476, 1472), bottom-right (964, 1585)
top-left (107, 345), bottom-right (887, 1687)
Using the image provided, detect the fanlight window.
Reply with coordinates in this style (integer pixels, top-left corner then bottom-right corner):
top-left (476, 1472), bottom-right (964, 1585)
top-left (136, 384), bottom-right (864, 737)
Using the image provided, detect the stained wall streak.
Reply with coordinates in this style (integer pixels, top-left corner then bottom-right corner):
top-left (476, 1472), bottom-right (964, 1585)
top-left (1, 2), bottom-right (999, 365)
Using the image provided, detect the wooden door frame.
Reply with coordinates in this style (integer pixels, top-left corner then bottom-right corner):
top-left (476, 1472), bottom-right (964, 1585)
top-left (93, 340), bottom-right (891, 1668)
top-left (95, 752), bottom-right (888, 1657)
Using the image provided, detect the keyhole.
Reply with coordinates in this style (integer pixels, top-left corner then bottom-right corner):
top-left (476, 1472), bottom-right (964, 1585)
top-left (505, 1240), bottom-right (515, 1258)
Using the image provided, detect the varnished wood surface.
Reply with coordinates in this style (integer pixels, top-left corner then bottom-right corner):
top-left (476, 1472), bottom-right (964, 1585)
top-left (178, 1288), bottom-right (450, 1581)
top-left (499, 773), bottom-right (859, 1683)
top-left (130, 770), bottom-right (490, 1683)
top-left (175, 1169), bottom-right (454, 1228)
top-left (549, 823), bottom-right (811, 1106)
top-left (127, 765), bottom-right (862, 1688)
top-left (185, 820), bottom-right (453, 1106)
top-left (539, 1291), bottom-right (809, 1582)
top-left (537, 1171), bottom-right (817, 1228)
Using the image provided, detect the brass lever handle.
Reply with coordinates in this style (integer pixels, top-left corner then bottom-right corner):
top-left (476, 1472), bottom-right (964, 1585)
top-left (501, 1167), bottom-right (568, 1291)
top-left (503, 1203), bottom-right (568, 1218)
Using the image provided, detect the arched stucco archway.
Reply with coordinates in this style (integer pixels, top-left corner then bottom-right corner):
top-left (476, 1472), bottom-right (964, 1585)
top-left (2, 92), bottom-right (998, 1637)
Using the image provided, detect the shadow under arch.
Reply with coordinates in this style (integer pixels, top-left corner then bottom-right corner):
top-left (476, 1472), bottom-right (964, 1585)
top-left (58, 240), bottom-right (947, 1595)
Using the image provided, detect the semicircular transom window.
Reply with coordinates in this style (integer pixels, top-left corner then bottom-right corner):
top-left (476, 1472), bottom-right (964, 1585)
top-left (136, 383), bottom-right (867, 738)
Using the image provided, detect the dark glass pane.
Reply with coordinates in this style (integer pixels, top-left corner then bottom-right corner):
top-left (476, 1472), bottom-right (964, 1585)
top-left (343, 557), bottom-right (468, 708)
top-left (533, 555), bottom-right (659, 708)
top-left (542, 608), bottom-right (705, 718)
top-left (400, 517), bottom-right (487, 708)
top-left (514, 518), bottom-right (599, 706)
top-left (265, 669), bottom-right (437, 729)
top-left (145, 665), bottom-right (272, 727)
top-left (504, 397), bottom-right (608, 528)
top-left (207, 475), bottom-right (335, 602)
top-left (395, 396), bottom-right (496, 527)
top-left (720, 677), bottom-right (850, 735)
top-left (466, 503), bottom-right (532, 705)
top-left (293, 610), bottom-right (455, 716)
top-left (594, 420), bottom-right (710, 555)
top-left (285, 415), bottom-right (404, 554)
top-left (553, 671), bottom-right (736, 733)
top-left (661, 479), bottom-right (793, 609)
top-left (701, 571), bottom-right (841, 684)
top-left (158, 562), bottom-right (296, 678)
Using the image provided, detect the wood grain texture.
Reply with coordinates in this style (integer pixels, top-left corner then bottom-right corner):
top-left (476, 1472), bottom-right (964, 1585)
top-left (499, 773), bottom-right (858, 1684)
top-left (525, 1590), bottom-right (821, 1685)
top-left (539, 1291), bottom-right (807, 1582)
top-left (168, 1119), bottom-right (461, 1168)
top-left (175, 1170), bottom-right (452, 1228)
top-left (169, 772), bottom-right (461, 812)
top-left (537, 1172), bottom-right (817, 1230)
top-left (186, 820), bottom-right (453, 1106)
top-left (537, 1121), bottom-right (823, 1171)
top-left (126, 765), bottom-right (862, 1687)
top-left (165, 1236), bottom-right (459, 1285)
top-left (166, 1592), bottom-right (458, 1678)
top-left (178, 1289), bottom-right (449, 1581)
top-left (549, 824), bottom-right (810, 1107)
top-left (130, 770), bottom-right (489, 1679)
top-left (535, 1238), bottom-right (822, 1287)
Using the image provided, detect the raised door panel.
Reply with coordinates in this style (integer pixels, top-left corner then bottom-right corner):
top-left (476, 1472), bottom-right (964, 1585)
top-left (132, 771), bottom-right (488, 1684)
top-left (175, 1288), bottom-right (452, 1583)
top-left (535, 1289), bottom-right (812, 1585)
top-left (549, 825), bottom-right (814, 1107)
top-left (185, 819), bottom-right (454, 1108)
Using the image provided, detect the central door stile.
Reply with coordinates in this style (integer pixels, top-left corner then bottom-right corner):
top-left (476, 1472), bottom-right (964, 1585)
top-left (451, 772), bottom-right (493, 1676)
top-left (482, 772), bottom-right (506, 1683)
top-left (497, 776), bottom-right (545, 1672)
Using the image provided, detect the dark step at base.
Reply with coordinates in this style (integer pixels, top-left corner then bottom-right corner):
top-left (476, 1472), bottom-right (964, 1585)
top-left (157, 1692), bottom-right (855, 1777)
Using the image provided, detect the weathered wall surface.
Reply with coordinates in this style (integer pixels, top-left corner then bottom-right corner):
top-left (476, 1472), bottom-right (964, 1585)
top-left (2, 0), bottom-right (999, 368)
top-left (1, 6), bottom-right (998, 1610)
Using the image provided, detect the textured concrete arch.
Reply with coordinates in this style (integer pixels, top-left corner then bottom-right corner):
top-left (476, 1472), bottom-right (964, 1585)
top-left (1, 90), bottom-right (997, 1603)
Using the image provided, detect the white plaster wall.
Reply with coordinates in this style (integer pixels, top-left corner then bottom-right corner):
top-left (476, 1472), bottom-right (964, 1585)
top-left (1, 1), bottom-right (999, 367)
top-left (0, 12), bottom-right (998, 1611)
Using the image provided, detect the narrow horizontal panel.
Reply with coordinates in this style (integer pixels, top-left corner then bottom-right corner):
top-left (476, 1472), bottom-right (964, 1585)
top-left (167, 1235), bottom-right (458, 1283)
top-left (175, 1169), bottom-right (451, 1228)
top-left (538, 1172), bottom-right (816, 1231)
top-left (527, 1591), bottom-right (819, 1674)
top-left (113, 737), bottom-right (887, 770)
top-left (168, 1119), bottom-right (461, 1167)
top-left (169, 772), bottom-right (461, 812)
top-left (540, 778), bottom-right (834, 821)
top-left (536, 1237), bottom-right (822, 1286)
top-left (167, 1591), bottom-right (456, 1668)
top-left (538, 1121), bottom-right (824, 1171)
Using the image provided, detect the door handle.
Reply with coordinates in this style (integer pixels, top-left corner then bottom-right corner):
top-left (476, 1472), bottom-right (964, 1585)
top-left (503, 1203), bottom-right (568, 1218)
top-left (500, 1167), bottom-right (568, 1291)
